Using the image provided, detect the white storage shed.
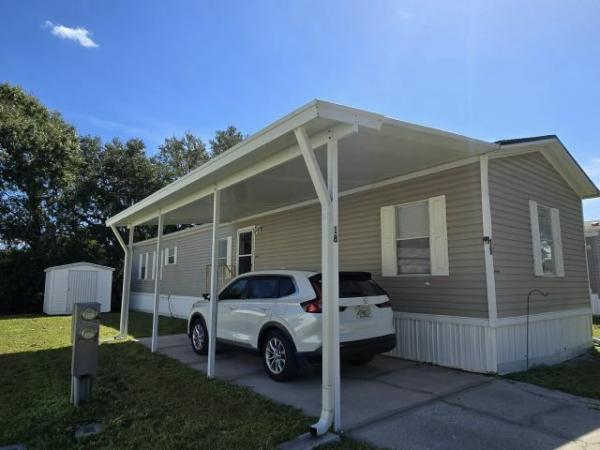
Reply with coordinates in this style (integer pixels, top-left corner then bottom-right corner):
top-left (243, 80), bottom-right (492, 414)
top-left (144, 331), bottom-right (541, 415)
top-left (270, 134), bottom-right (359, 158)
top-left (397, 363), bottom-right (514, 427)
top-left (43, 262), bottom-right (114, 315)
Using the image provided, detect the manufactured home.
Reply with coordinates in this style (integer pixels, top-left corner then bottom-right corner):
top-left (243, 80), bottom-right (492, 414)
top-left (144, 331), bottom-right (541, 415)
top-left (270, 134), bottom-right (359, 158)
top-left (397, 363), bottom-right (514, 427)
top-left (108, 100), bottom-right (598, 377)
top-left (585, 221), bottom-right (600, 315)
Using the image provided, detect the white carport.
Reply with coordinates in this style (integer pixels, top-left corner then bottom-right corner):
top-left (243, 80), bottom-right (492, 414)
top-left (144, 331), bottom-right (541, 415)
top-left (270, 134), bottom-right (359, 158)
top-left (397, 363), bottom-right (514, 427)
top-left (107, 100), bottom-right (496, 434)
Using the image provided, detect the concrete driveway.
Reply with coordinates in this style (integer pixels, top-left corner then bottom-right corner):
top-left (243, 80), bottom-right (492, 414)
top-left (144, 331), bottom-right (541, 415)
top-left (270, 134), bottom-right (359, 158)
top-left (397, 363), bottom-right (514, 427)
top-left (138, 334), bottom-right (600, 449)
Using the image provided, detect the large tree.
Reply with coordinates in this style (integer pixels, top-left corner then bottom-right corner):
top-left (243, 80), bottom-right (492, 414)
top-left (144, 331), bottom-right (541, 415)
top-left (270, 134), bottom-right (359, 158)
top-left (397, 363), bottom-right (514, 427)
top-left (153, 132), bottom-right (209, 183)
top-left (209, 125), bottom-right (244, 157)
top-left (0, 83), bottom-right (81, 251)
top-left (0, 84), bottom-right (81, 312)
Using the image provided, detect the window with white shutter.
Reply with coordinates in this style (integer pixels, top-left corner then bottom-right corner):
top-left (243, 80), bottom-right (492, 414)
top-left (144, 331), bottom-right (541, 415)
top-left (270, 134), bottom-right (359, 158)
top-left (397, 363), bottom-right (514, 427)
top-left (381, 195), bottom-right (449, 276)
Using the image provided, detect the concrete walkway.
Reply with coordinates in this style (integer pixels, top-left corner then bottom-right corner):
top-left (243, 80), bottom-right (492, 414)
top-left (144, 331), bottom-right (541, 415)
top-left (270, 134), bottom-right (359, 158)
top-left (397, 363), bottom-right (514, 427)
top-left (138, 334), bottom-right (600, 449)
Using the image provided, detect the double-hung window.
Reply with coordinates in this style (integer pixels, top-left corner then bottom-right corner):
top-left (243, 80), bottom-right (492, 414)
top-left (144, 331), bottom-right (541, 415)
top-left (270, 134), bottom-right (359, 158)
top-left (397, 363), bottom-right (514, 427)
top-left (529, 201), bottom-right (564, 276)
top-left (164, 247), bottom-right (177, 266)
top-left (395, 200), bottom-right (431, 274)
top-left (381, 196), bottom-right (449, 276)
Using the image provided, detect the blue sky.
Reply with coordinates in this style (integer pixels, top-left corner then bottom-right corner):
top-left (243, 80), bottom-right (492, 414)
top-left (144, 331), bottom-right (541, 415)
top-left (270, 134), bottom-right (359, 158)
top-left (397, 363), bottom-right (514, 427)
top-left (1, 0), bottom-right (599, 217)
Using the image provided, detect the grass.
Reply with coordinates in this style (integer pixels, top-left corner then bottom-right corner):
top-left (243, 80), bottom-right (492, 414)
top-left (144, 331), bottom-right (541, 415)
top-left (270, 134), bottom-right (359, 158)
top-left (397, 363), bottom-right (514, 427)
top-left (506, 317), bottom-right (600, 400)
top-left (0, 312), bottom-right (371, 449)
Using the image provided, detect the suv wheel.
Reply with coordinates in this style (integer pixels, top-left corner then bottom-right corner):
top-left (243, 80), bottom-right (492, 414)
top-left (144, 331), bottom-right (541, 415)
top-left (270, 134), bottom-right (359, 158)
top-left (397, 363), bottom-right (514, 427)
top-left (261, 330), bottom-right (299, 381)
top-left (190, 317), bottom-right (208, 355)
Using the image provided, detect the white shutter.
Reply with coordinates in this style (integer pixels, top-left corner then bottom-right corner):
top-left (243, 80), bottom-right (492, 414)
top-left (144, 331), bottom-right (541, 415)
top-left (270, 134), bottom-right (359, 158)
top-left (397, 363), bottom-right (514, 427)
top-left (429, 195), bottom-right (449, 276)
top-left (164, 248), bottom-right (169, 265)
top-left (226, 236), bottom-right (233, 267)
top-left (173, 246), bottom-right (178, 265)
top-left (381, 206), bottom-right (397, 276)
top-left (551, 208), bottom-right (564, 277)
top-left (144, 252), bottom-right (149, 280)
top-left (529, 200), bottom-right (544, 276)
top-left (138, 253), bottom-right (143, 280)
top-left (151, 251), bottom-right (156, 280)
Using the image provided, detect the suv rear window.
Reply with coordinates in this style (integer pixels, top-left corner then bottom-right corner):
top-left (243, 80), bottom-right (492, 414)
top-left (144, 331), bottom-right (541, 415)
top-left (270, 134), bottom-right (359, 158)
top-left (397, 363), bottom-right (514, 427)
top-left (309, 272), bottom-right (387, 298)
top-left (339, 279), bottom-right (386, 297)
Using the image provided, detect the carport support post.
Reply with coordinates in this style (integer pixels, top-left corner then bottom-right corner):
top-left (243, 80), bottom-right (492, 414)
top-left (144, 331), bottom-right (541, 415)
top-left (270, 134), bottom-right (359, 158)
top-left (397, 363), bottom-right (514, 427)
top-left (119, 226), bottom-right (134, 337)
top-left (110, 224), bottom-right (134, 338)
top-left (295, 126), bottom-right (341, 435)
top-left (328, 134), bottom-right (341, 433)
top-left (151, 214), bottom-right (164, 353)
top-left (207, 189), bottom-right (221, 378)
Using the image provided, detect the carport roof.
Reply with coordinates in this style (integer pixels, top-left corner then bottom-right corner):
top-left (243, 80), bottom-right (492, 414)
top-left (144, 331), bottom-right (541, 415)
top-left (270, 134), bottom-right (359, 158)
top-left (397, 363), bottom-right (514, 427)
top-left (105, 100), bottom-right (598, 227)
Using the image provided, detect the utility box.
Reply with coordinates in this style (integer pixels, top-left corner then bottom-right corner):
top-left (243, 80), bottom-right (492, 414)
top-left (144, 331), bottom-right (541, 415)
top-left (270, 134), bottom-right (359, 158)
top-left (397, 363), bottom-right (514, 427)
top-left (43, 262), bottom-right (114, 315)
top-left (71, 302), bottom-right (100, 406)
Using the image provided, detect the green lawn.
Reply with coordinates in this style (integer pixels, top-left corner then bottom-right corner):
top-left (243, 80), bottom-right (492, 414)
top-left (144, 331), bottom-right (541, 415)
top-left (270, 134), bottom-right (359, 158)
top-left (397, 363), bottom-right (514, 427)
top-left (0, 312), bottom-right (369, 449)
top-left (506, 317), bottom-right (600, 400)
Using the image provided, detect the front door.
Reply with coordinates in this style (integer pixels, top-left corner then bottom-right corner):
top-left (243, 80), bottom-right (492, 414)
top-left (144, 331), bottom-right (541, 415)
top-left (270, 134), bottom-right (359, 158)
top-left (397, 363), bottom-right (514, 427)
top-left (237, 228), bottom-right (255, 275)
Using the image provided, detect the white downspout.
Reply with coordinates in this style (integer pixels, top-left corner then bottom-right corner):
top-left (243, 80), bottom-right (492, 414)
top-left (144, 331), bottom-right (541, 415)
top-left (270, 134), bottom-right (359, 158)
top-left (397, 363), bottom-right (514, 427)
top-left (151, 213), bottom-right (164, 353)
top-left (207, 188), bottom-right (221, 378)
top-left (111, 224), bottom-right (133, 338)
top-left (295, 126), bottom-right (340, 436)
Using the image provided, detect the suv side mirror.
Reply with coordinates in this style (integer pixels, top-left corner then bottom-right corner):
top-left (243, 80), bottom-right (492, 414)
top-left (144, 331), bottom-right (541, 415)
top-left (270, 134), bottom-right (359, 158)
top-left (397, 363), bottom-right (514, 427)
top-left (202, 293), bottom-right (211, 300)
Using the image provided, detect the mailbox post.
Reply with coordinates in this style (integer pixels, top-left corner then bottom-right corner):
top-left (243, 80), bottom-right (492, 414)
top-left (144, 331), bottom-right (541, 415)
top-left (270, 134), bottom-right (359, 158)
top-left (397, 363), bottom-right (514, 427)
top-left (71, 302), bottom-right (100, 406)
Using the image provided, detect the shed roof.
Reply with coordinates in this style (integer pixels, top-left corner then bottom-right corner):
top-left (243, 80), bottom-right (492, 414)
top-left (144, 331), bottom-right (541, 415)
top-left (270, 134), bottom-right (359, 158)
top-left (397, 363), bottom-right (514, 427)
top-left (44, 262), bottom-right (115, 272)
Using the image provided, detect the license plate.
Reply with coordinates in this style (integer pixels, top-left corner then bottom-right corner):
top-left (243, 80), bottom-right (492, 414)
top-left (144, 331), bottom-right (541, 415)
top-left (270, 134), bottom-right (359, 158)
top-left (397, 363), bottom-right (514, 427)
top-left (355, 305), bottom-right (371, 319)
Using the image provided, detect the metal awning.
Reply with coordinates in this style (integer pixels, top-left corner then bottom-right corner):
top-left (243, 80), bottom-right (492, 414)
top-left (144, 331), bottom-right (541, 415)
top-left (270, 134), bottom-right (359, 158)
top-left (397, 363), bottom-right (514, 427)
top-left (106, 100), bottom-right (497, 227)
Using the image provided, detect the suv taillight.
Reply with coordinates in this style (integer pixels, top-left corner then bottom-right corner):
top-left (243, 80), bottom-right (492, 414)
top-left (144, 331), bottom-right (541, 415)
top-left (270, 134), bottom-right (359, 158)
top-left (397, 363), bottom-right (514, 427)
top-left (302, 280), bottom-right (323, 313)
top-left (376, 300), bottom-right (392, 308)
top-left (302, 299), bottom-right (322, 313)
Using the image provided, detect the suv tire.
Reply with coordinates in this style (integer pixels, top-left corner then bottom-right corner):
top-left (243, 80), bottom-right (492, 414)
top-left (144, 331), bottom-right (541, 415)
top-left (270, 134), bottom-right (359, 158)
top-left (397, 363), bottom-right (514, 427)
top-left (190, 316), bottom-right (208, 355)
top-left (261, 330), bottom-right (299, 382)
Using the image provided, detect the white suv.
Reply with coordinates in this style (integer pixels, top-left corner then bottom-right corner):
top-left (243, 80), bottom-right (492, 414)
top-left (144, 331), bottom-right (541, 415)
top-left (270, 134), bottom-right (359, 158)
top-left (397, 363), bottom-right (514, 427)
top-left (187, 270), bottom-right (396, 381)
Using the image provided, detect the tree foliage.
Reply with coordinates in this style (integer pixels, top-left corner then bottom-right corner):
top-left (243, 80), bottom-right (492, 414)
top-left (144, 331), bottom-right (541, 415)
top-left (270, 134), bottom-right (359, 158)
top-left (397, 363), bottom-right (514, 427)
top-left (0, 83), bottom-right (244, 314)
top-left (153, 132), bottom-right (209, 183)
top-left (209, 125), bottom-right (244, 157)
top-left (0, 83), bottom-right (80, 251)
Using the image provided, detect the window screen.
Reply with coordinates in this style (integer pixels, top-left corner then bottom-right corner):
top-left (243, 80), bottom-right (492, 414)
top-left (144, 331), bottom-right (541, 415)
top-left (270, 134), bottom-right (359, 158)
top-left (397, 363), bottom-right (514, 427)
top-left (537, 205), bottom-right (555, 274)
top-left (396, 201), bottom-right (431, 274)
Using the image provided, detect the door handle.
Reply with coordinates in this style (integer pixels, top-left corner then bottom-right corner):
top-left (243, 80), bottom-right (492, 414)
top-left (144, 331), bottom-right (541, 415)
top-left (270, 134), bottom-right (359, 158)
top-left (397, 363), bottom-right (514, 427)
top-left (259, 307), bottom-right (269, 312)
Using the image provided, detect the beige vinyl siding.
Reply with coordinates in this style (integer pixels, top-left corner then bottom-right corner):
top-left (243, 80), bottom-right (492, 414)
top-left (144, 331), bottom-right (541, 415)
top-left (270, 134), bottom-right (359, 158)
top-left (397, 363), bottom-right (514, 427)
top-left (489, 152), bottom-right (589, 317)
top-left (587, 235), bottom-right (600, 294)
top-left (237, 162), bottom-right (488, 318)
top-left (130, 225), bottom-right (234, 296)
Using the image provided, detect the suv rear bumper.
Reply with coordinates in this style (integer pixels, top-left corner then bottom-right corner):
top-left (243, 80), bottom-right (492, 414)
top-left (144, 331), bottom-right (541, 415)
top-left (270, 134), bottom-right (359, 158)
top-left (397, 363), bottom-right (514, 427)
top-left (299, 333), bottom-right (396, 361)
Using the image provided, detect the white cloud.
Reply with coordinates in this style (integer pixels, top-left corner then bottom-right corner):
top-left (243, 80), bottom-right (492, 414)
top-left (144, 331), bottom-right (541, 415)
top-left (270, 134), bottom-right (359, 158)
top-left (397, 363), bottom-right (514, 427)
top-left (43, 21), bottom-right (98, 48)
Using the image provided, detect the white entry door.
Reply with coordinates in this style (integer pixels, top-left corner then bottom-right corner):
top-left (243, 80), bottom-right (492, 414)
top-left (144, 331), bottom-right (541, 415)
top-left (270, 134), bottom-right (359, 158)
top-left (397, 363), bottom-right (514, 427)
top-left (67, 270), bottom-right (98, 312)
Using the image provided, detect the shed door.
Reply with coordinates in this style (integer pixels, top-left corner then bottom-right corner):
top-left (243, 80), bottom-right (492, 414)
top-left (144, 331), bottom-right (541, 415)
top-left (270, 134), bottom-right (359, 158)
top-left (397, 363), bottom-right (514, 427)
top-left (67, 270), bottom-right (98, 312)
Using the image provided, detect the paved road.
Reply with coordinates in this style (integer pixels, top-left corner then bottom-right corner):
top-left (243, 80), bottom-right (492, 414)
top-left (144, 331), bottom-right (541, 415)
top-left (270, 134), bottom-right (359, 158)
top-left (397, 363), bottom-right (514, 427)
top-left (138, 334), bottom-right (600, 449)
